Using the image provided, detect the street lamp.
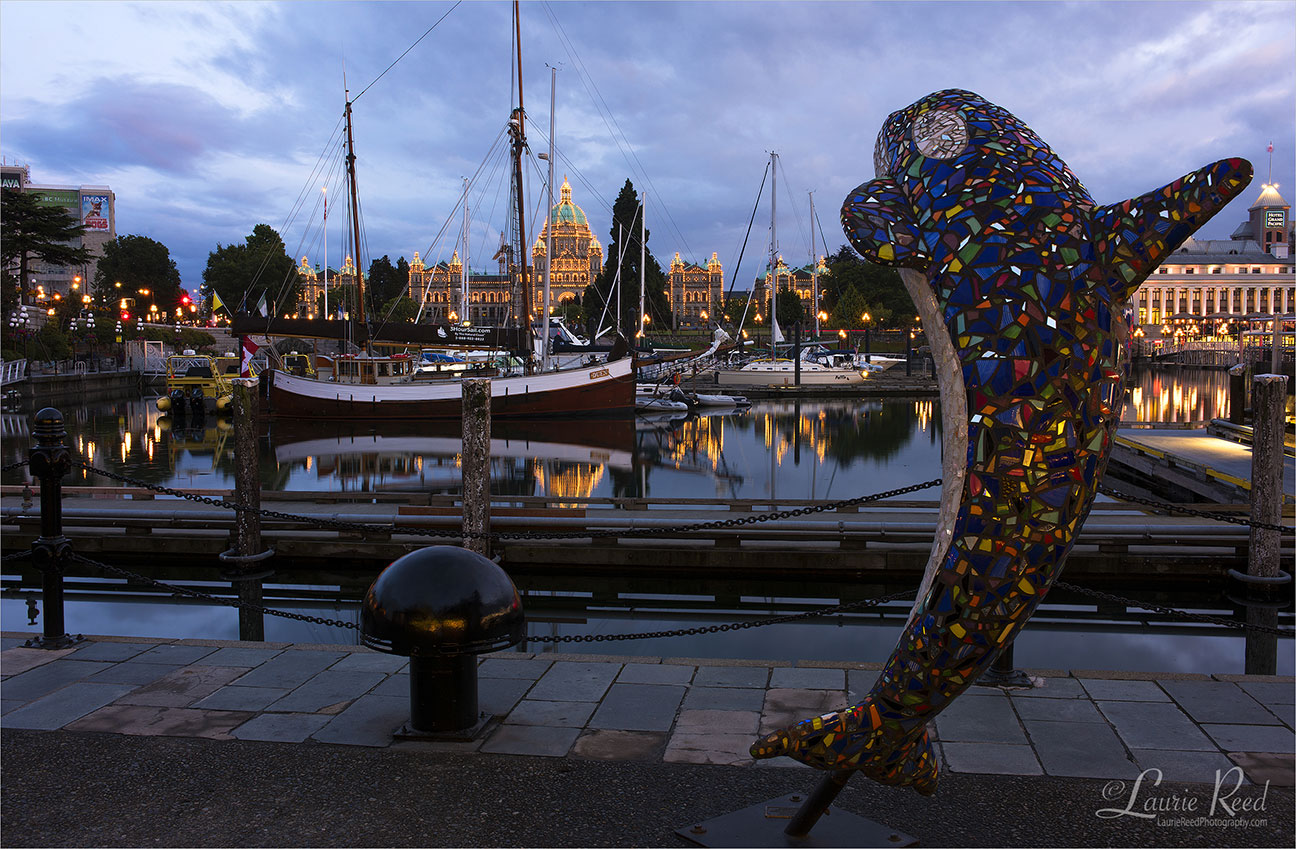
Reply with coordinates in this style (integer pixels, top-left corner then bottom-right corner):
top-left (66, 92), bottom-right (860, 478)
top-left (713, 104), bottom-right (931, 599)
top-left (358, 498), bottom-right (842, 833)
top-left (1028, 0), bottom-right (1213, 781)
top-left (860, 311), bottom-right (872, 361)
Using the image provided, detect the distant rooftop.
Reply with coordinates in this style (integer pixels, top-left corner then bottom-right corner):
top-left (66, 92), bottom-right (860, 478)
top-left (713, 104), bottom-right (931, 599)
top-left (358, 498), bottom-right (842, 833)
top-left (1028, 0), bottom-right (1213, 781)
top-left (1250, 182), bottom-right (1289, 211)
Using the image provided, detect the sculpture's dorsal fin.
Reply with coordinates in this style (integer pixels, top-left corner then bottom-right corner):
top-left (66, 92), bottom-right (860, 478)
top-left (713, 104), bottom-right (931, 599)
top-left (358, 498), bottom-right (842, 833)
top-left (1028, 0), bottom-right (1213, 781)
top-left (1090, 158), bottom-right (1252, 302)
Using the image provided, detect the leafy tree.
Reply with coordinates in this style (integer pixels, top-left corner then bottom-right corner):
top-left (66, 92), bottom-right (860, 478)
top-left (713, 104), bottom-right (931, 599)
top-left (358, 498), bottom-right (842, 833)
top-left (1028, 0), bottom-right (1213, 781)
top-left (200, 224), bottom-right (298, 317)
top-left (93, 234), bottom-right (183, 314)
top-left (584, 180), bottom-right (670, 335)
top-left (822, 244), bottom-right (914, 328)
top-left (0, 188), bottom-right (93, 312)
top-left (319, 283), bottom-right (359, 318)
top-left (829, 284), bottom-right (869, 329)
top-left (366, 255), bottom-right (408, 316)
top-left (773, 285), bottom-right (806, 330)
top-left (376, 295), bottom-right (419, 324)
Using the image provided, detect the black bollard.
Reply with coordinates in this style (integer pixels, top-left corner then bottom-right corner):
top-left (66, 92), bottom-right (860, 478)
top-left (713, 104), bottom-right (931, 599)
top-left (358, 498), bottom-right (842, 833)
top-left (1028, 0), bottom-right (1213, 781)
top-left (980, 640), bottom-right (1032, 688)
top-left (1228, 363), bottom-right (1247, 424)
top-left (26, 407), bottom-right (82, 649)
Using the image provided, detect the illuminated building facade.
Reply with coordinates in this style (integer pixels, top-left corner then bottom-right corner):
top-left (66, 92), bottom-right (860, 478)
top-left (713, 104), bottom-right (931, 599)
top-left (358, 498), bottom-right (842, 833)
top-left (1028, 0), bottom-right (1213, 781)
top-left (752, 255), bottom-right (830, 313)
top-left (531, 178), bottom-right (603, 310)
top-left (1132, 182), bottom-right (1295, 333)
top-left (2, 164), bottom-right (116, 302)
top-left (295, 254), bottom-right (363, 317)
top-left (668, 252), bottom-right (724, 326)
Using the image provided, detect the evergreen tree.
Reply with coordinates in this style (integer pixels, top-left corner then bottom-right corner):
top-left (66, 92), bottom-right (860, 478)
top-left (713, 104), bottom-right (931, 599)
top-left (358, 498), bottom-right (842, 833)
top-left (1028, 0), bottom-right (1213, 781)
top-left (1, 188), bottom-right (93, 312)
top-left (584, 180), bottom-right (670, 336)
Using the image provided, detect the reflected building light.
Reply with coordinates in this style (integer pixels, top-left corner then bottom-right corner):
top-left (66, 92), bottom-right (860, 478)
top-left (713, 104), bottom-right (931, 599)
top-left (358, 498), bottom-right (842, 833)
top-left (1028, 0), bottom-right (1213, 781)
top-left (305, 455), bottom-right (313, 472)
top-left (123, 431), bottom-right (132, 456)
top-left (147, 440), bottom-right (154, 462)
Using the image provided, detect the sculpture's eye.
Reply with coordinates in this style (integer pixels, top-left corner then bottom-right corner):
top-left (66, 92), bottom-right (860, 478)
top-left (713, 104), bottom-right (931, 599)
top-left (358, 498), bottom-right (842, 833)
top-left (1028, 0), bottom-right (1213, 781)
top-left (911, 109), bottom-right (968, 159)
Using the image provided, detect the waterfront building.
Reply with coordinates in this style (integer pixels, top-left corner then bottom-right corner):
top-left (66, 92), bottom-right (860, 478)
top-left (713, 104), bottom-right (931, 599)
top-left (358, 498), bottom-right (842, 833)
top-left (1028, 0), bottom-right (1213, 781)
top-left (752, 255), bottom-right (830, 315)
top-left (667, 252), bottom-right (724, 327)
top-left (295, 254), bottom-right (364, 318)
top-left (530, 177), bottom-right (604, 311)
top-left (1132, 182), bottom-right (1295, 335)
top-left (2, 163), bottom-right (116, 302)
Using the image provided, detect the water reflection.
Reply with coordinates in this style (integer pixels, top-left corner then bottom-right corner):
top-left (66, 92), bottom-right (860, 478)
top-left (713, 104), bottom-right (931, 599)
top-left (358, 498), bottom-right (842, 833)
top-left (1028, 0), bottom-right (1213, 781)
top-left (1, 366), bottom-right (1237, 497)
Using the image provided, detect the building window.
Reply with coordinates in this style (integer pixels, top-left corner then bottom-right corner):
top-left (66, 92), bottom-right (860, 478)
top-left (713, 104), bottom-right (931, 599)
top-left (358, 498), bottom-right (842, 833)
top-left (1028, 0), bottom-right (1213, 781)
top-left (1253, 267), bottom-right (1262, 274)
top-left (1184, 267), bottom-right (1195, 274)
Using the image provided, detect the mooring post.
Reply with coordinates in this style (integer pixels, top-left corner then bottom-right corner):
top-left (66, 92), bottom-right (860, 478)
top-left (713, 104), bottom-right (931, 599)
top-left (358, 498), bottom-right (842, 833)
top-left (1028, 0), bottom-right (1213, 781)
top-left (1248, 374), bottom-right (1288, 583)
top-left (1228, 363), bottom-right (1247, 424)
top-left (793, 322), bottom-right (801, 386)
top-left (462, 378), bottom-right (491, 557)
top-left (27, 407), bottom-right (80, 648)
top-left (230, 380), bottom-right (265, 642)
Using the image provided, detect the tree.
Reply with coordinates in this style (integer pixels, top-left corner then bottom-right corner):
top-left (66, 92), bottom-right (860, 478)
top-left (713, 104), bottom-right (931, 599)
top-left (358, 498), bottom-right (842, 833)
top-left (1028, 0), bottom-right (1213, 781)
top-left (366, 255), bottom-right (408, 316)
top-left (822, 244), bottom-right (915, 328)
top-left (773, 285), bottom-right (806, 329)
top-left (1, 188), bottom-right (93, 312)
top-left (376, 295), bottom-right (419, 324)
top-left (200, 224), bottom-right (298, 317)
top-left (584, 180), bottom-right (670, 335)
top-left (93, 234), bottom-right (183, 315)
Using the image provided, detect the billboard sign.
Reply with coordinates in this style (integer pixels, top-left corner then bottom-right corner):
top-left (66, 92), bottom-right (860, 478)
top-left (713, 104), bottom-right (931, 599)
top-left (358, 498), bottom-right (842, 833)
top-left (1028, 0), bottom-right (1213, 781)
top-left (34, 189), bottom-right (79, 209)
top-left (0, 170), bottom-right (24, 190)
top-left (82, 194), bottom-right (111, 231)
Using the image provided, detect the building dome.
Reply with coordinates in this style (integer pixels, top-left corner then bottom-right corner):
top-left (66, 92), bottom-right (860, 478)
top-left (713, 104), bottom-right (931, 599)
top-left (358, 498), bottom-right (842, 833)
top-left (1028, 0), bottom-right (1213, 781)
top-left (543, 177), bottom-right (589, 232)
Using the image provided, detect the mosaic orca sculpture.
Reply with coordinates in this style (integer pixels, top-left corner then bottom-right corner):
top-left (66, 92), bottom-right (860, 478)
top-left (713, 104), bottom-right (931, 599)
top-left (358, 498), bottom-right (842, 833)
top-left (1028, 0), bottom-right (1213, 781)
top-left (750, 89), bottom-right (1251, 794)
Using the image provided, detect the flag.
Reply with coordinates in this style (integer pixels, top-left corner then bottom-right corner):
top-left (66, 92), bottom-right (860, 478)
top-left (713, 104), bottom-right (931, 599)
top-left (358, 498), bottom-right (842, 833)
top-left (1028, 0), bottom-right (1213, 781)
top-left (1268, 141), bottom-right (1274, 154)
top-left (257, 293), bottom-right (269, 317)
top-left (211, 291), bottom-right (228, 315)
top-left (240, 336), bottom-right (259, 377)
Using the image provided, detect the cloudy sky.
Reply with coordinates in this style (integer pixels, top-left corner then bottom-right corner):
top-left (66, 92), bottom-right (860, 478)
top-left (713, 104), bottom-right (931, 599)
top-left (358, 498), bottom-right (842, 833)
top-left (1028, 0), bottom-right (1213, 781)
top-left (2, 0), bottom-right (1293, 294)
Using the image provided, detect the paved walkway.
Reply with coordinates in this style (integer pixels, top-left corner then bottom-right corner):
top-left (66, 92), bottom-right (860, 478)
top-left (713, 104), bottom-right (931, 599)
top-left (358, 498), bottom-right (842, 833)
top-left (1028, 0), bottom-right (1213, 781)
top-left (3, 633), bottom-right (1292, 790)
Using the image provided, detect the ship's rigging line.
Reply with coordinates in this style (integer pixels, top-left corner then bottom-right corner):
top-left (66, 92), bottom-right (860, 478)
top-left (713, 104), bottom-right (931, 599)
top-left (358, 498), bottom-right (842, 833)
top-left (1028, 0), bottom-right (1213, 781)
top-left (727, 162), bottom-right (769, 334)
top-left (351, 1), bottom-right (462, 105)
top-left (539, 1), bottom-right (693, 261)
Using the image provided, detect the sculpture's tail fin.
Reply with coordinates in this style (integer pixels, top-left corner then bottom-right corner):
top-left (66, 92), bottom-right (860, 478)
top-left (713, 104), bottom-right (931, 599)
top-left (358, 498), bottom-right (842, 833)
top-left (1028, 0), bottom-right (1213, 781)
top-left (1090, 157), bottom-right (1252, 302)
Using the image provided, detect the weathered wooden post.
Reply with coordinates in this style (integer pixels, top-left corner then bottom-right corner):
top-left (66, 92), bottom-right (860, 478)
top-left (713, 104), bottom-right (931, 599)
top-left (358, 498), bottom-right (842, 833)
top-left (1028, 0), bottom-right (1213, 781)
top-left (1228, 363), bottom-right (1247, 424)
top-left (225, 380), bottom-right (267, 641)
top-left (462, 379), bottom-right (491, 557)
top-left (26, 407), bottom-right (81, 648)
top-left (1248, 374), bottom-right (1288, 580)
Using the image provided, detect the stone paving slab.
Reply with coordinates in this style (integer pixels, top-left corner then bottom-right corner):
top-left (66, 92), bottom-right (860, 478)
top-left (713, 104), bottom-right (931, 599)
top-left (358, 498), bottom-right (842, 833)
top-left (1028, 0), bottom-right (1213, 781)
top-left (192, 685), bottom-right (290, 712)
top-left (478, 677), bottom-right (534, 715)
top-left (526, 661), bottom-right (620, 702)
top-left (1097, 700), bottom-right (1218, 751)
top-left (2, 659), bottom-right (113, 701)
top-left (1078, 679), bottom-right (1169, 702)
top-left (65, 704), bottom-right (253, 739)
top-left (231, 712), bottom-right (333, 743)
top-left (768, 667), bottom-right (845, 690)
top-left (328, 652), bottom-right (407, 674)
top-left (478, 658), bottom-right (552, 680)
top-left (589, 683), bottom-right (686, 732)
top-left (1011, 677), bottom-right (1088, 699)
top-left (311, 694), bottom-right (407, 747)
top-left (942, 742), bottom-right (1043, 775)
top-left (759, 688), bottom-right (847, 735)
top-left (692, 666), bottom-right (769, 688)
top-left (934, 695), bottom-right (1027, 744)
top-left (1025, 718), bottom-right (1140, 779)
top-left (1131, 749), bottom-right (1244, 784)
top-left (1011, 695), bottom-right (1105, 723)
top-left (571, 729), bottom-right (666, 761)
top-left (68, 642), bottom-right (155, 663)
top-left (1237, 681), bottom-right (1296, 706)
top-left (1201, 723), bottom-right (1296, 753)
top-left (481, 724), bottom-right (580, 757)
top-left (230, 650), bottom-right (347, 689)
top-left (1228, 752), bottom-right (1296, 787)
top-left (264, 670), bottom-right (385, 714)
top-left (88, 661), bottom-right (185, 686)
top-left (506, 699), bottom-right (597, 728)
top-left (681, 685), bottom-right (765, 712)
top-left (190, 647), bottom-right (284, 668)
top-left (131, 645), bottom-right (218, 665)
top-left (1159, 680), bottom-right (1281, 726)
top-left (616, 662), bottom-right (694, 685)
top-left (2, 682), bottom-right (139, 730)
top-left (0, 646), bottom-right (77, 676)
top-left (113, 665), bottom-right (244, 708)
top-left (1266, 703), bottom-right (1295, 729)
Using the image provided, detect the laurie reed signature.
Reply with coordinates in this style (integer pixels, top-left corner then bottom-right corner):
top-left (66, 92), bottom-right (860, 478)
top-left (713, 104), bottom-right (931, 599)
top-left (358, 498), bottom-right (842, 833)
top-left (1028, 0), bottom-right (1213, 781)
top-left (1096, 767), bottom-right (1270, 821)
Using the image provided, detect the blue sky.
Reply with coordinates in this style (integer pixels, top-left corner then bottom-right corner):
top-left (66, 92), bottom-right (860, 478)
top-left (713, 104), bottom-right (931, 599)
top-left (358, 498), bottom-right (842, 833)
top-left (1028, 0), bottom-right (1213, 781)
top-left (2, 0), bottom-right (1293, 293)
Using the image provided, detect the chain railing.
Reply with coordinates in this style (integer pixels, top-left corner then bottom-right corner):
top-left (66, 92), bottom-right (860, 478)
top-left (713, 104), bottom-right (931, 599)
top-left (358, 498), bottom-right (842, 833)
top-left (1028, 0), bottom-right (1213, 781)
top-left (72, 462), bottom-right (944, 542)
top-left (1098, 484), bottom-right (1289, 533)
top-left (1055, 581), bottom-right (1291, 637)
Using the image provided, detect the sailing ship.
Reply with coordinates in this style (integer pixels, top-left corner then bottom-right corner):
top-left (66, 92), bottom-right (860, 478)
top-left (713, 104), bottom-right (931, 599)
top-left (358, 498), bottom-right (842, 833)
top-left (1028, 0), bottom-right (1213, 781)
top-left (248, 3), bottom-right (634, 420)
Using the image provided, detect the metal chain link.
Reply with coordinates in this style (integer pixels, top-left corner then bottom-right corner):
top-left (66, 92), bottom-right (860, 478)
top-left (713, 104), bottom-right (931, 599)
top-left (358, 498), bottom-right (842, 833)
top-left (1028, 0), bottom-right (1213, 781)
top-left (1056, 581), bottom-right (1292, 637)
top-left (74, 462), bottom-right (941, 541)
top-left (67, 552), bottom-right (361, 631)
top-left (527, 588), bottom-right (918, 643)
top-left (2, 549), bottom-right (34, 564)
top-left (2, 459), bottom-right (29, 474)
top-left (1098, 485), bottom-right (1289, 533)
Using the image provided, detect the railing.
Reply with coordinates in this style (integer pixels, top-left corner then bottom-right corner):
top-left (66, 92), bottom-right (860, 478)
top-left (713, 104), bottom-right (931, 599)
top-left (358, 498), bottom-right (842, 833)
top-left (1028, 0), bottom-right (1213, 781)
top-left (0, 359), bottom-right (27, 387)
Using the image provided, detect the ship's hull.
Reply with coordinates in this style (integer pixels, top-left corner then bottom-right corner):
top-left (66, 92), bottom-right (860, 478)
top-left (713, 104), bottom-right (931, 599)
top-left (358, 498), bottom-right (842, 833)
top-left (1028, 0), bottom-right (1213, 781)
top-left (263, 356), bottom-right (635, 419)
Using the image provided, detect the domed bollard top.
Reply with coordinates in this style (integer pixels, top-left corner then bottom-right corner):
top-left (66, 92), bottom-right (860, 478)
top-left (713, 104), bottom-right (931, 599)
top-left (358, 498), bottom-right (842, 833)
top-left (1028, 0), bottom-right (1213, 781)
top-left (362, 545), bottom-right (524, 656)
top-left (361, 546), bottom-right (525, 734)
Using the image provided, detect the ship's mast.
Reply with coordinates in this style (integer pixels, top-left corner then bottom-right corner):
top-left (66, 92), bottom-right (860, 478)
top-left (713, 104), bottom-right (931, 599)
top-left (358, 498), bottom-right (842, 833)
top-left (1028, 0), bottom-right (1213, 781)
top-left (509, 0), bottom-right (532, 361)
top-left (770, 151), bottom-right (780, 348)
top-left (542, 67), bottom-right (556, 371)
top-left (344, 95), bottom-right (367, 348)
top-left (461, 176), bottom-right (470, 324)
top-left (809, 190), bottom-right (818, 338)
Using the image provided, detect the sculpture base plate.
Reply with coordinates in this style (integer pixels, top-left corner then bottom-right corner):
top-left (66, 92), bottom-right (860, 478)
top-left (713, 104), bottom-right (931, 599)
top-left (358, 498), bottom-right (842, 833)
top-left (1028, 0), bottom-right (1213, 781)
top-left (675, 794), bottom-right (917, 847)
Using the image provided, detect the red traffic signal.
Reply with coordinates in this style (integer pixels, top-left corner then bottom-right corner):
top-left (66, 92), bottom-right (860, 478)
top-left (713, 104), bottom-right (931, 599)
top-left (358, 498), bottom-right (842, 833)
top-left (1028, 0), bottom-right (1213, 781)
top-left (120, 311), bottom-right (131, 321)
top-left (181, 294), bottom-right (191, 306)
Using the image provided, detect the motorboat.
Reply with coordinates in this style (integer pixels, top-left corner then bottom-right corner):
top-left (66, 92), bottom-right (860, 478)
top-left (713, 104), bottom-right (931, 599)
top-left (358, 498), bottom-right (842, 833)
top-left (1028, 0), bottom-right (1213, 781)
top-left (715, 357), bottom-right (868, 386)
